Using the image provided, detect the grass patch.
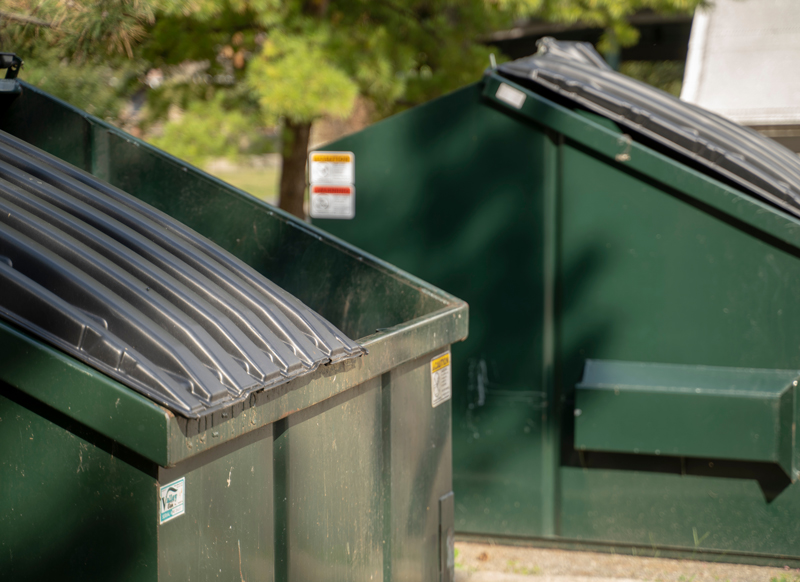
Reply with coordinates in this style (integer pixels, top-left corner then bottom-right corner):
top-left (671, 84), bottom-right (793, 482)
top-left (207, 166), bottom-right (280, 205)
top-left (507, 560), bottom-right (541, 576)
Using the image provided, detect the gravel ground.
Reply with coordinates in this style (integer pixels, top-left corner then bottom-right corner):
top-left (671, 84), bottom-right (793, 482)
top-left (455, 541), bottom-right (799, 582)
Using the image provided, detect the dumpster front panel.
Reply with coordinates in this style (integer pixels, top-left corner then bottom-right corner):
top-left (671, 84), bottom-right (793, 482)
top-left (319, 84), bottom-right (553, 539)
top-left (275, 377), bottom-right (384, 582)
top-left (558, 142), bottom-right (800, 407)
top-left (561, 468), bottom-right (800, 557)
top-left (157, 424), bottom-right (274, 581)
top-left (386, 352), bottom-right (453, 582)
top-left (0, 388), bottom-right (157, 581)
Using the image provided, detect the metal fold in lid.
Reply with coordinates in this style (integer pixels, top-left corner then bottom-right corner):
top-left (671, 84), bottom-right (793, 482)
top-left (0, 130), bottom-right (365, 419)
top-left (496, 38), bottom-right (800, 220)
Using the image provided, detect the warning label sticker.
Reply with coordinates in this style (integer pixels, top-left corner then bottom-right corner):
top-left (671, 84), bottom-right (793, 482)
top-left (309, 151), bottom-right (354, 185)
top-left (159, 477), bottom-right (185, 525)
top-left (431, 352), bottom-right (452, 408)
top-left (309, 184), bottom-right (355, 219)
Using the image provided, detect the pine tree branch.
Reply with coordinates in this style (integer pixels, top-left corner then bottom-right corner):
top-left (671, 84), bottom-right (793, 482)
top-left (0, 10), bottom-right (58, 29)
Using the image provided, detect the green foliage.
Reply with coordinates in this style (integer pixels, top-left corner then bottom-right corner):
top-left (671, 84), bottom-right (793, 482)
top-left (2, 0), bottom-right (704, 171)
top-left (620, 60), bottom-right (685, 96)
top-left (141, 5), bottom-right (260, 67)
top-left (2, 0), bottom-right (157, 60)
top-left (507, 560), bottom-right (542, 576)
top-left (148, 94), bottom-right (274, 166)
top-left (245, 0), bottom-right (507, 123)
top-left (62, 0), bottom-right (157, 59)
top-left (19, 53), bottom-right (138, 120)
top-left (0, 0), bottom-right (151, 119)
top-left (210, 165), bottom-right (279, 203)
top-left (136, 6), bottom-right (266, 131)
top-left (247, 28), bottom-right (359, 124)
top-left (158, 0), bottom-right (284, 26)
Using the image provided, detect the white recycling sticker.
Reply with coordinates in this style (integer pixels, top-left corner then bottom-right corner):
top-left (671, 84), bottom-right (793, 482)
top-left (159, 477), bottom-right (185, 524)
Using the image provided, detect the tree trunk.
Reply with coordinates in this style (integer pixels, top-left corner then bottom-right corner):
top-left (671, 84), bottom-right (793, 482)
top-left (279, 119), bottom-right (312, 219)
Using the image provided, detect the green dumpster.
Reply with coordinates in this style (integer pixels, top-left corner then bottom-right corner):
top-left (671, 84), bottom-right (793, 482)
top-left (315, 38), bottom-right (800, 566)
top-left (0, 62), bottom-right (467, 581)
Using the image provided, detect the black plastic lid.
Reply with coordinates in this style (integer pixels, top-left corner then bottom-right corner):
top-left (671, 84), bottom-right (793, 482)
top-left (497, 38), bottom-right (800, 219)
top-left (0, 130), bottom-right (364, 418)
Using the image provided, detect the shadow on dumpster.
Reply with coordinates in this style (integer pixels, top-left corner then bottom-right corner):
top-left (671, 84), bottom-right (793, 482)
top-left (0, 375), bottom-right (156, 581)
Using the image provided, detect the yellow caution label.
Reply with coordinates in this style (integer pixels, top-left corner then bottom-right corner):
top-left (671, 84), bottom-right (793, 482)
top-left (431, 353), bottom-right (450, 373)
top-left (312, 154), bottom-right (351, 163)
top-left (431, 352), bottom-right (452, 407)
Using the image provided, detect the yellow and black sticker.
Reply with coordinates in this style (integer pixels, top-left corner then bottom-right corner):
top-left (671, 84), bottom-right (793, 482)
top-left (308, 150), bottom-right (355, 188)
top-left (311, 153), bottom-right (351, 163)
top-left (431, 352), bottom-right (452, 407)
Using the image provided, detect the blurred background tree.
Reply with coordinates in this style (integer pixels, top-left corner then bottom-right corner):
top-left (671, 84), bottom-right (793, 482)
top-left (1, 0), bottom-right (701, 218)
top-left (0, 0), bottom-right (153, 120)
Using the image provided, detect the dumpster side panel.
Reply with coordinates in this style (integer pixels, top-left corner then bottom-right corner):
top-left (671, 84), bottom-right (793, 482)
top-left (98, 130), bottom-right (444, 340)
top-left (558, 143), bottom-right (800, 553)
top-left (275, 377), bottom-right (384, 582)
top-left (0, 321), bottom-right (171, 466)
top-left (388, 351), bottom-right (453, 582)
top-left (0, 388), bottom-right (157, 581)
top-left (0, 87), bottom-right (91, 171)
top-left (157, 424), bottom-right (274, 582)
top-left (318, 83), bottom-right (552, 539)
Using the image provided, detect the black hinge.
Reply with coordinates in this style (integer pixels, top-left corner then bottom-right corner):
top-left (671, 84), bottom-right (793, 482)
top-left (0, 52), bottom-right (23, 108)
top-left (0, 54), bottom-right (22, 79)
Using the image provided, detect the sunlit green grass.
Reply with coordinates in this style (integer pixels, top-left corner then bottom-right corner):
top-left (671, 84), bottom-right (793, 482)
top-left (207, 166), bottom-right (280, 206)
